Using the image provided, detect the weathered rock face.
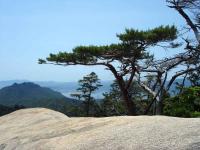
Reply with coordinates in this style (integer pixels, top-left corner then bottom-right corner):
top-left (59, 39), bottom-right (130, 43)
top-left (0, 108), bottom-right (200, 150)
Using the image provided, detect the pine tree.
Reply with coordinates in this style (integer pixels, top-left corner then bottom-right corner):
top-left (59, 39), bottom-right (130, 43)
top-left (39, 26), bottom-right (177, 115)
top-left (75, 72), bottom-right (102, 116)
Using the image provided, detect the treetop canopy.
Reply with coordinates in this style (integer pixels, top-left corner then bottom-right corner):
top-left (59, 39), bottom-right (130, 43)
top-left (39, 25), bottom-right (177, 65)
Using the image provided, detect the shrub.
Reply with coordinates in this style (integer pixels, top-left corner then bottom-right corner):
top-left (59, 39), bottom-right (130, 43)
top-left (163, 86), bottom-right (200, 117)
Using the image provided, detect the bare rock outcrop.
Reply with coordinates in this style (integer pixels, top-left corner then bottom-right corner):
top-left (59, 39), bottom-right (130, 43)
top-left (0, 108), bottom-right (200, 150)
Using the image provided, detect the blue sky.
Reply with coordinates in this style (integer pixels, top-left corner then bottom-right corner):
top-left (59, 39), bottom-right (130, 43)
top-left (0, 0), bottom-right (185, 82)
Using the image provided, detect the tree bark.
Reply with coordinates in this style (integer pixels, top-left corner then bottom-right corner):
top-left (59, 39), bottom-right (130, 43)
top-left (117, 77), bottom-right (136, 115)
top-left (106, 63), bottom-right (137, 115)
top-left (86, 91), bottom-right (91, 117)
top-left (121, 87), bottom-right (136, 115)
top-left (156, 92), bottom-right (164, 115)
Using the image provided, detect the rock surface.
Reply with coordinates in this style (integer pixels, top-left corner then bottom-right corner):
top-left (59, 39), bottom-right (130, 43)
top-left (0, 108), bottom-right (200, 150)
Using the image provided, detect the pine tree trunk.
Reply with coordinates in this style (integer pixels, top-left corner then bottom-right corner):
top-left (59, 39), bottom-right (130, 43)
top-left (156, 93), bottom-right (163, 115)
top-left (121, 88), bottom-right (136, 115)
top-left (108, 64), bottom-right (137, 115)
top-left (115, 77), bottom-right (136, 116)
top-left (87, 95), bottom-right (91, 116)
top-left (157, 101), bottom-right (163, 115)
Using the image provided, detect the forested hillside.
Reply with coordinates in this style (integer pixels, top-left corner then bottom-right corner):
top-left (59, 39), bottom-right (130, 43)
top-left (0, 82), bottom-right (81, 116)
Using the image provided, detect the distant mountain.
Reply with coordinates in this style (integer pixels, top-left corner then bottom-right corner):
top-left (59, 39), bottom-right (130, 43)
top-left (0, 80), bottom-right (28, 89)
top-left (0, 80), bottom-right (112, 99)
top-left (0, 79), bottom-right (192, 100)
top-left (0, 82), bottom-right (81, 115)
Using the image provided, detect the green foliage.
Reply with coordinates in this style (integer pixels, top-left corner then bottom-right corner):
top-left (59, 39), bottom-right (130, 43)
top-left (0, 104), bottom-right (25, 117)
top-left (191, 111), bottom-right (200, 118)
top-left (164, 86), bottom-right (200, 117)
top-left (77, 72), bottom-right (102, 95)
top-left (117, 25), bottom-right (177, 45)
top-left (100, 80), bottom-right (150, 116)
top-left (72, 72), bottom-right (102, 116)
top-left (101, 94), bottom-right (127, 116)
top-left (39, 25), bottom-right (177, 65)
top-left (100, 81), bottom-right (127, 116)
